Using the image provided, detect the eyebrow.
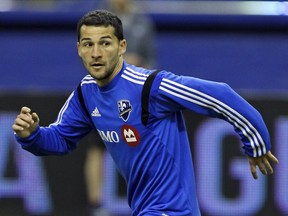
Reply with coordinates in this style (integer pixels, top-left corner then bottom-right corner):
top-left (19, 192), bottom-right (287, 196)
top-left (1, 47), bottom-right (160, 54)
top-left (80, 35), bottom-right (112, 42)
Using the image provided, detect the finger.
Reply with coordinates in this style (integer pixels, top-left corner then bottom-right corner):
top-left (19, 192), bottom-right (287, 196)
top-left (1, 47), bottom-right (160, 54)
top-left (17, 113), bottom-right (35, 126)
top-left (12, 123), bottom-right (25, 131)
top-left (14, 116), bottom-right (31, 128)
top-left (267, 151), bottom-right (279, 164)
top-left (263, 157), bottom-right (273, 174)
top-left (258, 162), bottom-right (267, 176)
top-left (250, 163), bottom-right (258, 180)
top-left (12, 117), bottom-right (31, 131)
top-left (22, 107), bottom-right (34, 123)
top-left (21, 106), bottom-right (31, 114)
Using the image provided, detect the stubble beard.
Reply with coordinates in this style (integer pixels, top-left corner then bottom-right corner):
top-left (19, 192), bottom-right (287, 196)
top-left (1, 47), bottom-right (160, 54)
top-left (89, 59), bottom-right (119, 83)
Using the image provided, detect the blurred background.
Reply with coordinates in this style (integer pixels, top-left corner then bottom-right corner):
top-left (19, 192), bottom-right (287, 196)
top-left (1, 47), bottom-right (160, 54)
top-left (0, 0), bottom-right (288, 216)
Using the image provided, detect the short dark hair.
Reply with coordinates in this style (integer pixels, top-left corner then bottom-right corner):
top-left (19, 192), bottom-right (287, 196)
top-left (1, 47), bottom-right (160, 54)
top-left (77, 10), bottom-right (124, 42)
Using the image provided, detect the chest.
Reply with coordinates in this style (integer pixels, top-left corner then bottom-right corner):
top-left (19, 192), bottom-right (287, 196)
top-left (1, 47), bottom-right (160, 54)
top-left (91, 88), bottom-right (140, 122)
top-left (85, 84), bottom-right (145, 149)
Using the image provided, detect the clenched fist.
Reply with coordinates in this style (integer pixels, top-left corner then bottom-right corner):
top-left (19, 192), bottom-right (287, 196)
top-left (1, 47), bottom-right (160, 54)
top-left (12, 106), bottom-right (40, 138)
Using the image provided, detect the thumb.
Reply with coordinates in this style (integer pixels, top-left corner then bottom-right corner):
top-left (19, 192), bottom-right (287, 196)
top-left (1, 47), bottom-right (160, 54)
top-left (30, 112), bottom-right (40, 131)
top-left (267, 151), bottom-right (279, 164)
top-left (32, 112), bottom-right (40, 127)
top-left (31, 112), bottom-right (40, 124)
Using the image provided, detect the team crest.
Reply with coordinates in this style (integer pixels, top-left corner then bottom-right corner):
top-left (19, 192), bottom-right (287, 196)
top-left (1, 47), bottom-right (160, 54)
top-left (118, 100), bottom-right (132, 122)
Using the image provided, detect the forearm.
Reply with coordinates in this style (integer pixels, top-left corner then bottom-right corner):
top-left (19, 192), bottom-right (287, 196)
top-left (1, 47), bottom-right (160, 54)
top-left (154, 72), bottom-right (271, 157)
top-left (200, 83), bottom-right (271, 157)
top-left (15, 126), bottom-right (77, 156)
top-left (210, 83), bottom-right (271, 157)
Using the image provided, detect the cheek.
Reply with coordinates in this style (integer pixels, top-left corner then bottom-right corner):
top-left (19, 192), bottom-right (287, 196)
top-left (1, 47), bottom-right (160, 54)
top-left (79, 53), bottom-right (90, 67)
top-left (78, 50), bottom-right (85, 59)
top-left (79, 51), bottom-right (90, 62)
top-left (113, 51), bottom-right (121, 62)
top-left (108, 49), bottom-right (120, 60)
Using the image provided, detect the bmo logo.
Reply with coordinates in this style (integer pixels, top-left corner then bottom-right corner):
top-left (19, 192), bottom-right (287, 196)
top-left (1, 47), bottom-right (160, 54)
top-left (121, 124), bottom-right (141, 147)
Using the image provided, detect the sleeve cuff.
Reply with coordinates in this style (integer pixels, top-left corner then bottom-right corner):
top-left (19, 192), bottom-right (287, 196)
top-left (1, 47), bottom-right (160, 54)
top-left (15, 126), bottom-right (41, 147)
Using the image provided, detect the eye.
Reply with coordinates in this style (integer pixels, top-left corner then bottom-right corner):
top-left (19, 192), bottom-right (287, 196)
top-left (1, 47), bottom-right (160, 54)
top-left (101, 41), bottom-right (111, 47)
top-left (83, 42), bottom-right (93, 47)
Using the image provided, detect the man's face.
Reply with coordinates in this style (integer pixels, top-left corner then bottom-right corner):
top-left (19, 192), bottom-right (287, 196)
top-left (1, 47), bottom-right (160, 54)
top-left (77, 25), bottom-right (126, 85)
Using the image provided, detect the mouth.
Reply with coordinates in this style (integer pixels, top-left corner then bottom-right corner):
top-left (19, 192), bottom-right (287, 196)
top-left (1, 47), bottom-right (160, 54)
top-left (90, 62), bottom-right (104, 69)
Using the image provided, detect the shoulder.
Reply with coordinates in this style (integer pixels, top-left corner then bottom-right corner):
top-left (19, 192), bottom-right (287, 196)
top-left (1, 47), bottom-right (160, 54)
top-left (79, 75), bottom-right (97, 87)
top-left (121, 65), bottom-right (179, 87)
top-left (121, 64), bottom-right (155, 85)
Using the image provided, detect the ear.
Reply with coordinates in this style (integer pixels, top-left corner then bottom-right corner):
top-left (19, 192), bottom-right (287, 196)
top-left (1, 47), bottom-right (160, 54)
top-left (77, 42), bottom-right (81, 57)
top-left (119, 39), bottom-right (127, 56)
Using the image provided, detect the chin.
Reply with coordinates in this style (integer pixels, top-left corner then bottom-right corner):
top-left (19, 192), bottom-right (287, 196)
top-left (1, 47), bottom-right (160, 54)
top-left (89, 70), bottom-right (103, 78)
top-left (90, 73), bottom-right (109, 81)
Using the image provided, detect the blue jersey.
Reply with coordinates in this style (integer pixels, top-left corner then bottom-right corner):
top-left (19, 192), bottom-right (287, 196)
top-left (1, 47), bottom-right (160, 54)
top-left (16, 61), bottom-right (270, 215)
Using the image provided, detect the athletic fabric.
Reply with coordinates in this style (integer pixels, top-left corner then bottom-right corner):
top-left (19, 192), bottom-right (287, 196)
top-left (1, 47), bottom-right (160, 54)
top-left (16, 61), bottom-right (270, 215)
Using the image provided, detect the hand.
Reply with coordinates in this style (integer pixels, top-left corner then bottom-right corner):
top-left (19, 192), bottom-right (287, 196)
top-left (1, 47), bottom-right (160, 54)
top-left (248, 151), bottom-right (279, 180)
top-left (12, 106), bottom-right (40, 138)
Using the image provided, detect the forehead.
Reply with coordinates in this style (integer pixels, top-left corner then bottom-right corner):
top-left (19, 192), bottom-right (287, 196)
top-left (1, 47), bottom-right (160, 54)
top-left (79, 25), bottom-right (117, 41)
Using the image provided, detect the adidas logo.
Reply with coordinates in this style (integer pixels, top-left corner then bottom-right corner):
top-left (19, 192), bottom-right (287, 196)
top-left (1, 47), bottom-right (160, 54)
top-left (91, 107), bottom-right (101, 117)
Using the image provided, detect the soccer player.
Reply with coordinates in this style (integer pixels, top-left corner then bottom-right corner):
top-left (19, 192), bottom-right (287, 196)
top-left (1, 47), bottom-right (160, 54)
top-left (83, 1), bottom-right (156, 215)
top-left (12, 10), bottom-right (279, 216)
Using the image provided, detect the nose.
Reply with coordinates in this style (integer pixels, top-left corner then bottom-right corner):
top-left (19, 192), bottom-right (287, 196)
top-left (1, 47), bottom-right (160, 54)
top-left (92, 45), bottom-right (102, 58)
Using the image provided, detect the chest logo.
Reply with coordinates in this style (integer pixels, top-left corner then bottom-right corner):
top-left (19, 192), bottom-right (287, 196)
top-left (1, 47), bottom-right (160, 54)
top-left (121, 125), bottom-right (141, 147)
top-left (118, 100), bottom-right (132, 122)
